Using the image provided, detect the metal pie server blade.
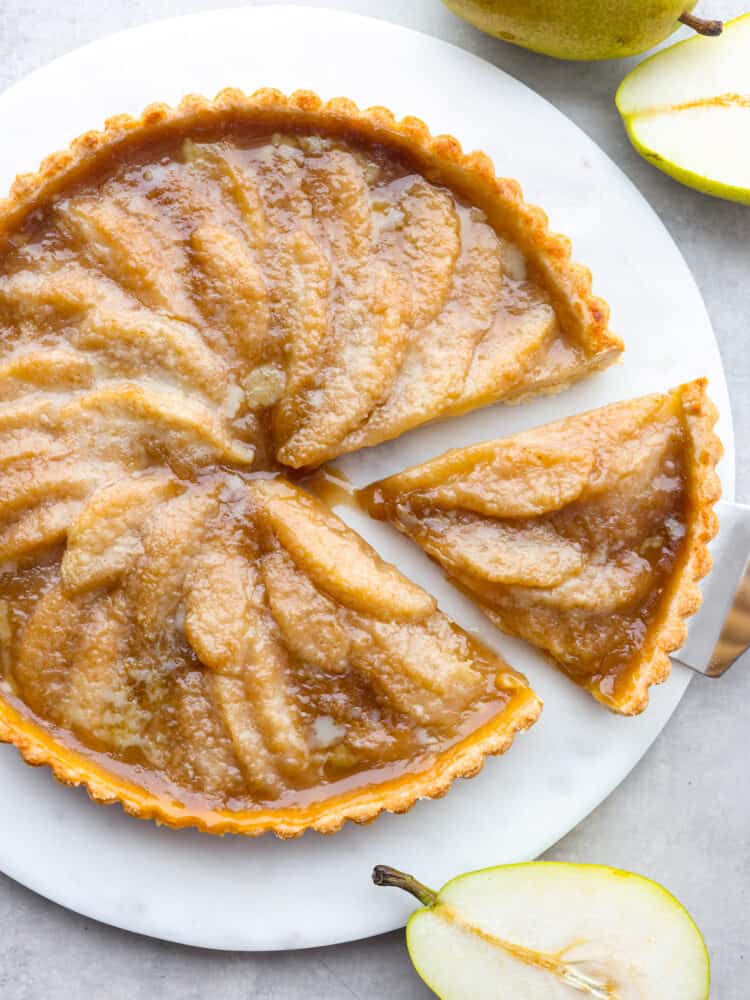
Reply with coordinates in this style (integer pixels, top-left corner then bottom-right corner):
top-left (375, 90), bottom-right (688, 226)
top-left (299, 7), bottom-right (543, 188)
top-left (673, 501), bottom-right (750, 677)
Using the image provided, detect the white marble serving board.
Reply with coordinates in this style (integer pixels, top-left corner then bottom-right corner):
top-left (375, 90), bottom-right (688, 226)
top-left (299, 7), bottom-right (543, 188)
top-left (0, 5), bottom-right (733, 952)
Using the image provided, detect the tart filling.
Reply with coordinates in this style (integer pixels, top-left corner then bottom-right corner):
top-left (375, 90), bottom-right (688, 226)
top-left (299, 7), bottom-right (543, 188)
top-left (363, 380), bottom-right (722, 714)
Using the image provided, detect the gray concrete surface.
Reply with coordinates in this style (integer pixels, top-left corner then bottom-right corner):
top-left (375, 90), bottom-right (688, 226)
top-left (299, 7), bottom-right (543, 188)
top-left (0, 1), bottom-right (747, 996)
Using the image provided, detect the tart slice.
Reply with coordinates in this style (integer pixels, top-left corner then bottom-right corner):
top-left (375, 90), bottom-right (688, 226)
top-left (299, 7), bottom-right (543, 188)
top-left (0, 88), bottom-right (621, 471)
top-left (0, 475), bottom-right (540, 836)
top-left (362, 381), bottom-right (722, 714)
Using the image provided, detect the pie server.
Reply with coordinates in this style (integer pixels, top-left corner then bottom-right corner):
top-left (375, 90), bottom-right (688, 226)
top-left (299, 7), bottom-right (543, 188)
top-left (674, 500), bottom-right (750, 677)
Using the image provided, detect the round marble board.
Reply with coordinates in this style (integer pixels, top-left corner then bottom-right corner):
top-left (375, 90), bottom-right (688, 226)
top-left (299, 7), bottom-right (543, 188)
top-left (0, 4), bottom-right (733, 952)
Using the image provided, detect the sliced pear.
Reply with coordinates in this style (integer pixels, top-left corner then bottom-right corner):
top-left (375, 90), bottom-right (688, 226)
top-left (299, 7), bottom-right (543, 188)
top-left (61, 197), bottom-right (197, 321)
top-left (0, 349), bottom-right (92, 400)
top-left (617, 13), bottom-right (750, 204)
top-left (172, 671), bottom-right (245, 798)
top-left (252, 479), bottom-right (435, 622)
top-left (343, 217), bottom-right (503, 453)
top-left (302, 147), bottom-right (371, 268)
top-left (400, 178), bottom-right (461, 328)
top-left (277, 262), bottom-right (412, 467)
top-left (210, 674), bottom-right (281, 797)
top-left (261, 549), bottom-right (350, 672)
top-left (181, 139), bottom-right (267, 248)
top-left (0, 498), bottom-right (84, 561)
top-left (190, 224), bottom-right (270, 368)
top-left (61, 474), bottom-right (180, 595)
top-left (348, 615), bottom-right (484, 725)
top-left (401, 511), bottom-right (585, 587)
top-left (270, 230), bottom-right (331, 440)
top-left (63, 382), bottom-right (256, 470)
top-left (75, 309), bottom-right (228, 401)
top-left (374, 862), bottom-right (710, 999)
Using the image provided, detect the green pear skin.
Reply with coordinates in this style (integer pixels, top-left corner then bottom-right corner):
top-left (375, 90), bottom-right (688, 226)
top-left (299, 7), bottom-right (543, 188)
top-left (442, 1), bottom-right (722, 60)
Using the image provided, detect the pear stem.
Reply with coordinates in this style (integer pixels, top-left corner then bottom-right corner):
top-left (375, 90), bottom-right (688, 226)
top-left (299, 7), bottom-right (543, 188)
top-left (372, 865), bottom-right (438, 907)
top-left (679, 11), bottom-right (723, 35)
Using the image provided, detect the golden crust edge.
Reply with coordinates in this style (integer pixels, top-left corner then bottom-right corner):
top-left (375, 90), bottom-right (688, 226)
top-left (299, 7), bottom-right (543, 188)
top-left (0, 685), bottom-right (541, 838)
top-left (599, 377), bottom-right (723, 715)
top-left (0, 86), bottom-right (621, 362)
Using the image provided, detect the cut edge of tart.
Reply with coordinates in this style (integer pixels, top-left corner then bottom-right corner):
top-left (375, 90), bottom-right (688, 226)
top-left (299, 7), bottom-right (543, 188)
top-left (0, 644), bottom-right (542, 839)
top-left (363, 379), bottom-right (723, 716)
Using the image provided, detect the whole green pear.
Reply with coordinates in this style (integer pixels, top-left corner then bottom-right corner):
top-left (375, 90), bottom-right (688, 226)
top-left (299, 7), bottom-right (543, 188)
top-left (442, 0), bottom-right (723, 60)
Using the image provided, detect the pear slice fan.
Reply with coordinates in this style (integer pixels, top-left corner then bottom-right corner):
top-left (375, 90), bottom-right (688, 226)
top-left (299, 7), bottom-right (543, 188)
top-left (617, 12), bottom-right (750, 204)
top-left (375, 862), bottom-right (710, 999)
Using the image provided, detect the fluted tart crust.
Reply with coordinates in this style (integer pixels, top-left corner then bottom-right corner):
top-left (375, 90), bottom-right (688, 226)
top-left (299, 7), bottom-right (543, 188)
top-left (363, 380), bottom-right (722, 715)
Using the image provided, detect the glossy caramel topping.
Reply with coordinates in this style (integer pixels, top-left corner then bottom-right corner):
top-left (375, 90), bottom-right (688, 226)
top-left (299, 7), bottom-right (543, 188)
top-left (363, 386), bottom-right (712, 713)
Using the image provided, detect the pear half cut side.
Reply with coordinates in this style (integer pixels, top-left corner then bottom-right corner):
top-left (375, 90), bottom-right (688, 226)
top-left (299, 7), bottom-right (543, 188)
top-left (374, 862), bottom-right (710, 1000)
top-left (617, 12), bottom-right (750, 205)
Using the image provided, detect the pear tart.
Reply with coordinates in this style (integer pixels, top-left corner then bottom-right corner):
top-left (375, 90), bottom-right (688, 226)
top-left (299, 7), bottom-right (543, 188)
top-left (364, 381), bottom-right (722, 715)
top-left (0, 88), bottom-right (654, 835)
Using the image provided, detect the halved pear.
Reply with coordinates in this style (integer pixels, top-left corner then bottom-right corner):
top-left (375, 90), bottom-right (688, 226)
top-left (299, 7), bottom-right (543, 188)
top-left (374, 862), bottom-right (710, 999)
top-left (617, 12), bottom-right (750, 204)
